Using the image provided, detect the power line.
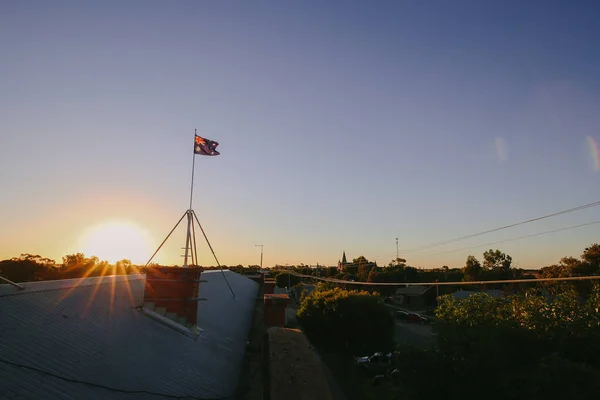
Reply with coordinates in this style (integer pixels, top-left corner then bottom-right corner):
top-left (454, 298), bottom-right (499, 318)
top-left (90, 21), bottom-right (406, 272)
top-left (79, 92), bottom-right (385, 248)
top-left (428, 220), bottom-right (600, 256)
top-left (0, 356), bottom-right (226, 400)
top-left (399, 200), bottom-right (600, 253)
top-left (284, 270), bottom-right (600, 287)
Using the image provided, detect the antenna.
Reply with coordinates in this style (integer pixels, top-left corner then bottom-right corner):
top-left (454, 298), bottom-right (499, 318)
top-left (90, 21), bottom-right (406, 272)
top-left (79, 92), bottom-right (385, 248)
top-left (255, 245), bottom-right (264, 270)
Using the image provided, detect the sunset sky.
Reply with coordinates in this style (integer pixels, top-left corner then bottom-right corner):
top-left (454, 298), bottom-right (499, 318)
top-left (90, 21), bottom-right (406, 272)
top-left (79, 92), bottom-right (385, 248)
top-left (1, 1), bottom-right (599, 269)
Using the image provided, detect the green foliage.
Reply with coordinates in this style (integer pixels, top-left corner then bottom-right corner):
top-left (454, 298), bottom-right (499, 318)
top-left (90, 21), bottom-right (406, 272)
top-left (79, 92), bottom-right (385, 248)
top-left (0, 254), bottom-right (58, 282)
top-left (581, 243), bottom-right (600, 269)
top-left (483, 248), bottom-right (512, 271)
top-left (297, 287), bottom-right (394, 356)
top-left (391, 284), bottom-right (600, 399)
top-left (462, 255), bottom-right (482, 281)
top-left (274, 272), bottom-right (300, 288)
top-left (0, 253), bottom-right (136, 283)
top-left (315, 281), bottom-right (338, 292)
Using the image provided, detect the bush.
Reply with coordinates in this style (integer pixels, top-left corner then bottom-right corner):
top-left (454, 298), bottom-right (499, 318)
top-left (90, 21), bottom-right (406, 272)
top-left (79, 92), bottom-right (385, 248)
top-left (297, 287), bottom-right (394, 356)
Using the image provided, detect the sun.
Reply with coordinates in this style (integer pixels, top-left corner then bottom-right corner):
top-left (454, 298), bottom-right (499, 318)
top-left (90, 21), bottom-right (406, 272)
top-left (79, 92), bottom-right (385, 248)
top-left (78, 220), bottom-right (155, 265)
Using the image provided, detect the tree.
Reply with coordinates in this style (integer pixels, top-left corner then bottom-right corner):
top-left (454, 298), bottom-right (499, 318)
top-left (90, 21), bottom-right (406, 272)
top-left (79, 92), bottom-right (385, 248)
top-left (12, 254), bottom-right (55, 266)
top-left (462, 255), bottom-right (482, 281)
top-left (274, 272), bottom-right (300, 288)
top-left (482, 249), bottom-right (512, 271)
top-left (389, 257), bottom-right (407, 267)
top-left (355, 256), bottom-right (375, 282)
top-left (323, 266), bottom-right (338, 277)
top-left (60, 253), bottom-right (100, 278)
top-left (580, 244), bottom-right (600, 275)
top-left (0, 255), bottom-right (57, 282)
top-left (297, 287), bottom-right (394, 355)
top-left (352, 255), bottom-right (368, 265)
top-left (115, 259), bottom-right (133, 274)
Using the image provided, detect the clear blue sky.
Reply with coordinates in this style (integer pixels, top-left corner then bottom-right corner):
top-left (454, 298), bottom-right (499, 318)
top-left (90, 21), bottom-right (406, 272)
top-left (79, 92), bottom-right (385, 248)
top-left (1, 0), bottom-right (599, 269)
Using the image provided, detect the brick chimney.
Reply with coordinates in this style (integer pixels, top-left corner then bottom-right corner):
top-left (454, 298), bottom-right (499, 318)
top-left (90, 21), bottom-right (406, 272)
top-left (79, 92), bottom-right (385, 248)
top-left (264, 294), bottom-right (290, 327)
top-left (263, 277), bottom-right (276, 295)
top-left (143, 267), bottom-right (203, 329)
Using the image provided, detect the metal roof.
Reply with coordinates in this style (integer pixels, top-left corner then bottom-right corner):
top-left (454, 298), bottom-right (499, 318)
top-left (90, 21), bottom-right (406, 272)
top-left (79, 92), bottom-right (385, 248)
top-left (394, 285), bottom-right (432, 296)
top-left (0, 270), bottom-right (259, 399)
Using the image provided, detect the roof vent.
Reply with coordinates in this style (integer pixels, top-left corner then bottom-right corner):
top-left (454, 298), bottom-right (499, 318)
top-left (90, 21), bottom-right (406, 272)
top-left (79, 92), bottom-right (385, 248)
top-left (142, 267), bottom-right (203, 335)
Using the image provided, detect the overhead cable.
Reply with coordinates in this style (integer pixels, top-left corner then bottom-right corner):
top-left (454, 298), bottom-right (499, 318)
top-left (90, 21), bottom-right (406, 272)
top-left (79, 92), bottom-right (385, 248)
top-left (284, 270), bottom-right (600, 287)
top-left (428, 220), bottom-right (600, 256)
top-left (399, 200), bottom-right (600, 253)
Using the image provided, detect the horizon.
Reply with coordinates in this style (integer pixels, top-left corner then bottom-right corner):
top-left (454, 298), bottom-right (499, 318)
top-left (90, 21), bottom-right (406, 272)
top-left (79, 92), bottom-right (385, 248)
top-left (1, 1), bottom-right (599, 269)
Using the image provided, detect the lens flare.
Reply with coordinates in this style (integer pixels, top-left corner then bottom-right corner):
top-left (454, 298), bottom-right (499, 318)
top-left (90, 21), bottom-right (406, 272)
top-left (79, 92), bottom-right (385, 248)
top-left (586, 136), bottom-right (600, 172)
top-left (494, 137), bottom-right (508, 163)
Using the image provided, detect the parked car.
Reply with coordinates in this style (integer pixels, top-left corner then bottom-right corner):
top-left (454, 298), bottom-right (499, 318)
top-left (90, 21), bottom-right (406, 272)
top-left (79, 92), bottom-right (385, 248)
top-left (407, 312), bottom-right (429, 324)
top-left (395, 310), bottom-right (409, 320)
top-left (355, 352), bottom-right (395, 375)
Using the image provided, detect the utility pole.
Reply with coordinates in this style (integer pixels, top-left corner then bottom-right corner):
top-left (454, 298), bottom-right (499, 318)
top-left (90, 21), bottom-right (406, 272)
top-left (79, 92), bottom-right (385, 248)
top-left (255, 245), bottom-right (264, 270)
top-left (396, 238), bottom-right (399, 259)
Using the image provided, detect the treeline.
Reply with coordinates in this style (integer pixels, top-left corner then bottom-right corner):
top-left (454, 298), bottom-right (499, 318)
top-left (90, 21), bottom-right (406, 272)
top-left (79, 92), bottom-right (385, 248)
top-left (274, 243), bottom-right (600, 285)
top-left (0, 253), bottom-right (137, 283)
top-left (0, 252), bottom-right (266, 284)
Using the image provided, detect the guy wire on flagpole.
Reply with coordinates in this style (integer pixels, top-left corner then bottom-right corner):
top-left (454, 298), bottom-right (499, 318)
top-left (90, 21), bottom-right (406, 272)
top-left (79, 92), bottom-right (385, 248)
top-left (193, 210), bottom-right (236, 298)
top-left (145, 129), bottom-right (234, 296)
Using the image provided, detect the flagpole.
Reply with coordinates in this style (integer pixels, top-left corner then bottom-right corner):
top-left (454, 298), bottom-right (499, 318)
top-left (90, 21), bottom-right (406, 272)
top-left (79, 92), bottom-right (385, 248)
top-left (183, 129), bottom-right (197, 267)
top-left (189, 129), bottom-right (197, 211)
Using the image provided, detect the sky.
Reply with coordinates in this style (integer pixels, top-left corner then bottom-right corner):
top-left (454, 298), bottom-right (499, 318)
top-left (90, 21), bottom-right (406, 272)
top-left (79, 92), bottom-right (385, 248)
top-left (1, 0), bottom-right (599, 269)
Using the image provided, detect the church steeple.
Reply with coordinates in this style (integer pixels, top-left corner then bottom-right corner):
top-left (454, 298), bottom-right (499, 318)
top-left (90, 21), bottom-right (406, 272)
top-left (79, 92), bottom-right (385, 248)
top-left (342, 251), bottom-right (347, 264)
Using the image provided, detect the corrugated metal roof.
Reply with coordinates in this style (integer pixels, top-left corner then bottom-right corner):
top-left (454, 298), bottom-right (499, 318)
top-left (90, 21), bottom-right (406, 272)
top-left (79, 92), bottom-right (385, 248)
top-left (0, 270), bottom-right (259, 399)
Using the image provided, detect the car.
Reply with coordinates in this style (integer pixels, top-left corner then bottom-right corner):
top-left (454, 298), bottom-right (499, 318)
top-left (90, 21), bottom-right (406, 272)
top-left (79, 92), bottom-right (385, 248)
top-left (395, 310), bottom-right (409, 320)
top-left (407, 312), bottom-right (422, 323)
top-left (355, 352), bottom-right (394, 375)
top-left (407, 312), bottom-right (429, 324)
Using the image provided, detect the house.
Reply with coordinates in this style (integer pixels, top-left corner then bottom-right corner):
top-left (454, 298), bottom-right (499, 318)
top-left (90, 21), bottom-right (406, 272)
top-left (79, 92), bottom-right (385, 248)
top-left (393, 285), bottom-right (436, 309)
top-left (0, 267), bottom-right (259, 399)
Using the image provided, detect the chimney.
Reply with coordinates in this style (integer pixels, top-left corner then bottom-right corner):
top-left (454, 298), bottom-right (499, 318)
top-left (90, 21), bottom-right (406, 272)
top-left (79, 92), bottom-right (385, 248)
top-left (264, 294), bottom-right (290, 327)
top-left (143, 267), bottom-right (203, 329)
top-left (263, 277), bottom-right (276, 294)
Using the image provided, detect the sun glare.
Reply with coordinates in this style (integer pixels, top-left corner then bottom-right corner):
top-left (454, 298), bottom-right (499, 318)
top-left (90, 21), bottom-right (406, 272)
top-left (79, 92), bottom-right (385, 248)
top-left (78, 220), bottom-right (154, 265)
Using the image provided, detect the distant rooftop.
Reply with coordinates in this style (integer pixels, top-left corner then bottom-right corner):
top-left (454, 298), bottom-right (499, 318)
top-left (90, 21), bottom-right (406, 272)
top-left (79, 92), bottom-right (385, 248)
top-left (395, 285), bottom-right (432, 296)
top-left (0, 270), bottom-right (259, 399)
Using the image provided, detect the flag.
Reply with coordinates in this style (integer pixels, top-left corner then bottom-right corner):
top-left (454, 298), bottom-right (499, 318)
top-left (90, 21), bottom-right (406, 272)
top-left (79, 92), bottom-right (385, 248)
top-left (194, 135), bottom-right (220, 156)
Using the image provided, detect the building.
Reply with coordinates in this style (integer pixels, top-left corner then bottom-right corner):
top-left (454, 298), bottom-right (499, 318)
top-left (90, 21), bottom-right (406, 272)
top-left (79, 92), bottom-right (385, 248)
top-left (336, 251), bottom-right (376, 273)
top-left (393, 285), bottom-right (436, 309)
top-left (337, 250), bottom-right (349, 271)
top-left (0, 268), bottom-right (258, 399)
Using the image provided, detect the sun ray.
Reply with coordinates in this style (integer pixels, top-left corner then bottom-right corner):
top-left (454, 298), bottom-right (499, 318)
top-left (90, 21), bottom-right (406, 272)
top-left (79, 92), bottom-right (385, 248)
top-left (117, 262), bottom-right (135, 307)
top-left (59, 263), bottom-right (100, 303)
top-left (84, 263), bottom-right (111, 315)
